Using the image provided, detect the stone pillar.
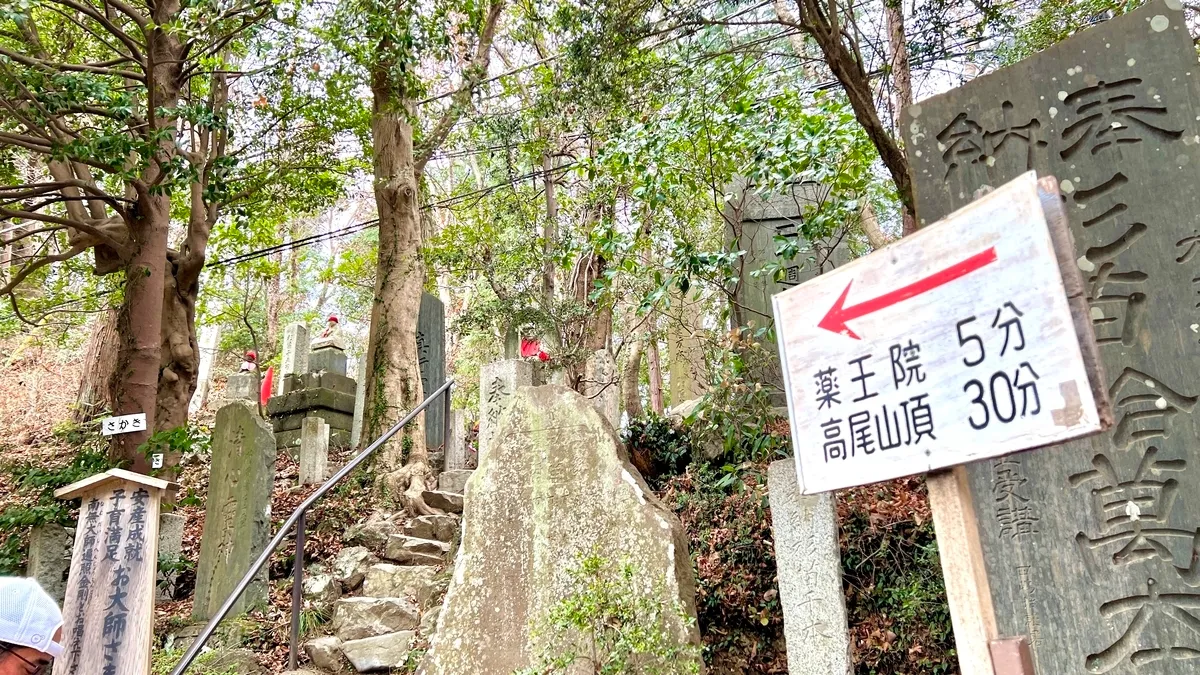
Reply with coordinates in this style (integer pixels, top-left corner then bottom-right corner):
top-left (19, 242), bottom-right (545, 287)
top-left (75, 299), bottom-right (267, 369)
top-left (478, 360), bottom-right (535, 462)
top-left (444, 410), bottom-right (469, 471)
top-left (300, 417), bottom-right (330, 486)
top-left (27, 524), bottom-right (72, 603)
top-left (279, 322), bottom-right (310, 395)
top-left (226, 372), bottom-right (260, 402)
top-left (310, 345), bottom-right (348, 376)
top-left (666, 291), bottom-right (707, 407)
top-left (767, 458), bottom-right (851, 674)
top-left (351, 356), bottom-right (368, 449)
top-left (582, 350), bottom-right (620, 428)
top-left (157, 512), bottom-right (187, 601)
top-left (193, 401), bottom-right (278, 621)
top-left (418, 293), bottom-right (447, 451)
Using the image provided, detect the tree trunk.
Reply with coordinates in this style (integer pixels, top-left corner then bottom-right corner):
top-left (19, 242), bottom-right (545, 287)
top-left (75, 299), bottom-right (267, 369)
top-left (111, 194), bottom-right (171, 471)
top-left (860, 200), bottom-right (891, 250)
top-left (885, 0), bottom-right (917, 236)
top-left (363, 95), bottom-right (433, 513)
top-left (647, 338), bottom-right (664, 414)
top-left (154, 257), bottom-right (200, 437)
top-left (542, 151), bottom-right (557, 310)
top-left (775, 0), bottom-right (916, 226)
top-left (111, 7), bottom-right (185, 470)
top-left (621, 334), bottom-right (645, 420)
top-left (75, 309), bottom-right (119, 422)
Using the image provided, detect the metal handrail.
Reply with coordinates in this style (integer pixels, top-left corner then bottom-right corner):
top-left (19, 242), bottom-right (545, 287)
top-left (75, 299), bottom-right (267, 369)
top-left (170, 378), bottom-right (456, 675)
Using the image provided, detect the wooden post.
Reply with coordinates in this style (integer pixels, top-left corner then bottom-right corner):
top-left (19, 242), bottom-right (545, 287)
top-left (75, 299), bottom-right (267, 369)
top-left (926, 175), bottom-right (1112, 675)
top-left (53, 469), bottom-right (176, 675)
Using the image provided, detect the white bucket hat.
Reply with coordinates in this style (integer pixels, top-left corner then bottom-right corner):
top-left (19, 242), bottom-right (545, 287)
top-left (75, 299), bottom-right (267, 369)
top-left (0, 578), bottom-right (64, 658)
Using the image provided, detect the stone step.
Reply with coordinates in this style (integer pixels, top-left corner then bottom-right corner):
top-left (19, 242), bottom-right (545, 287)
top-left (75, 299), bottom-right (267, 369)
top-left (341, 630), bottom-right (415, 672)
top-left (383, 535), bottom-right (449, 565)
top-left (422, 490), bottom-right (463, 514)
top-left (437, 469), bottom-right (473, 495)
top-left (332, 597), bottom-right (420, 642)
top-left (404, 514), bottom-right (459, 543)
top-left (362, 563), bottom-right (442, 608)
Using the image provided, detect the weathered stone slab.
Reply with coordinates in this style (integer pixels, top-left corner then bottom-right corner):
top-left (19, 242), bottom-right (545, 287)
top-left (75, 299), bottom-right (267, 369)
top-left (351, 356), bottom-right (368, 449)
top-left (478, 360), bottom-right (535, 462)
top-left (900, 3), bottom-right (1200, 671)
top-left (443, 410), bottom-right (469, 471)
top-left (384, 535), bottom-right (449, 565)
top-left (667, 290), bottom-right (707, 405)
top-left (304, 636), bottom-right (345, 673)
top-left (309, 346), bottom-right (348, 376)
top-left (280, 323), bottom-right (310, 394)
top-left (193, 401), bottom-right (277, 620)
top-left (437, 469), bottom-right (472, 495)
top-left (419, 293), bottom-right (447, 452)
top-left (768, 459), bottom-right (850, 674)
top-left (582, 350), bottom-right (620, 428)
top-left (283, 371), bottom-right (358, 397)
top-left (404, 515), bottom-right (459, 543)
top-left (226, 372), bottom-right (260, 402)
top-left (277, 427), bottom-right (351, 453)
top-left (332, 597), bottom-right (420, 642)
top-left (157, 512), bottom-right (187, 600)
top-left (341, 631), bottom-right (415, 672)
top-left (27, 524), bottom-right (72, 603)
top-left (299, 417), bottom-right (330, 486)
top-left (267, 387), bottom-right (357, 416)
top-left (331, 546), bottom-right (378, 591)
top-left (422, 385), bottom-right (701, 674)
top-left (421, 491), bottom-right (462, 514)
top-left (362, 564), bottom-right (440, 607)
top-left (273, 409), bottom-right (355, 434)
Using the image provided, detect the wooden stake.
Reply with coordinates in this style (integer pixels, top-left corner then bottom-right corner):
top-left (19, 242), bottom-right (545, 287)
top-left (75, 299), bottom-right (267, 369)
top-left (927, 466), bottom-right (998, 675)
top-left (989, 638), bottom-right (1036, 675)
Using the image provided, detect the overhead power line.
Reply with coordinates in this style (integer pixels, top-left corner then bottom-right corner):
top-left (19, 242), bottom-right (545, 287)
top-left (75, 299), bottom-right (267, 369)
top-left (206, 162), bottom-right (577, 268)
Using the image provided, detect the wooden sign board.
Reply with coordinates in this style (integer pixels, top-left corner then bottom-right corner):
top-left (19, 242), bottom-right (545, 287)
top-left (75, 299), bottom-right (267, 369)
top-left (53, 469), bottom-right (174, 675)
top-left (100, 413), bottom-right (147, 436)
top-left (774, 172), bottom-right (1104, 493)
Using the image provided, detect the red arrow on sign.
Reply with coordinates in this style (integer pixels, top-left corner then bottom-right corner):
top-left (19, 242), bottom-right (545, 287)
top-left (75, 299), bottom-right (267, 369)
top-left (818, 246), bottom-right (999, 339)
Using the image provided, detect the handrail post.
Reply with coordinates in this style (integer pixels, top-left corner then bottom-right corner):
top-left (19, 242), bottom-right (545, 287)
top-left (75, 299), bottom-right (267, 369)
top-left (288, 510), bottom-right (307, 670)
top-left (442, 382), bottom-right (453, 457)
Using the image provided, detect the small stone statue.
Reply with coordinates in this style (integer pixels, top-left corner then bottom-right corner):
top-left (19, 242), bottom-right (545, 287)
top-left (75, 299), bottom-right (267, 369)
top-left (312, 315), bottom-right (347, 351)
top-left (238, 350), bottom-right (259, 373)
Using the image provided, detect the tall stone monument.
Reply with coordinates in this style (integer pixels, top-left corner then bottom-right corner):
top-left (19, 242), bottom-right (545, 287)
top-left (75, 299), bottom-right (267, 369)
top-left (727, 179), bottom-right (850, 396)
top-left (418, 293), bottom-right (447, 451)
top-left (768, 459), bottom-right (851, 674)
top-left (478, 360), bottom-right (535, 462)
top-left (279, 322), bottom-right (310, 395)
top-left (421, 385), bottom-right (701, 674)
top-left (193, 401), bottom-right (277, 620)
top-left (901, 3), bottom-right (1200, 672)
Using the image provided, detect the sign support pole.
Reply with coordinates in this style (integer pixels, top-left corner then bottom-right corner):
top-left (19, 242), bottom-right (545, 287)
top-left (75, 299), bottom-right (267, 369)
top-left (925, 176), bottom-right (1113, 675)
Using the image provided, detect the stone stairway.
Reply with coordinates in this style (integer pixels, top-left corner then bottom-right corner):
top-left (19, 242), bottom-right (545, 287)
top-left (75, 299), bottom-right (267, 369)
top-left (301, 469), bottom-right (474, 673)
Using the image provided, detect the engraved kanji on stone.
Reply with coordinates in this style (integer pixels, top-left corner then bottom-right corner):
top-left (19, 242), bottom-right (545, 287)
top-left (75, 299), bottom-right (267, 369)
top-left (936, 113), bottom-right (988, 180)
top-left (984, 100), bottom-right (1047, 170)
top-left (1085, 578), bottom-right (1200, 673)
top-left (994, 457), bottom-right (1039, 538)
top-left (1060, 78), bottom-right (1184, 160)
top-left (1109, 368), bottom-right (1197, 450)
top-left (1070, 447), bottom-right (1200, 584)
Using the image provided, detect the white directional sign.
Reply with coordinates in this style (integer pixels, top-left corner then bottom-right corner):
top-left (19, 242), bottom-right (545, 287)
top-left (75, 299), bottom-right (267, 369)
top-left (100, 412), bottom-right (147, 436)
top-left (773, 172), bottom-right (1102, 494)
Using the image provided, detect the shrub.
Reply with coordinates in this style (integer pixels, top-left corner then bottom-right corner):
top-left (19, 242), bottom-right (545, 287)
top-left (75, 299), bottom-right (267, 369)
top-left (659, 462), bottom-right (784, 672)
top-left (520, 551), bottom-right (701, 675)
top-left (622, 414), bottom-right (693, 489)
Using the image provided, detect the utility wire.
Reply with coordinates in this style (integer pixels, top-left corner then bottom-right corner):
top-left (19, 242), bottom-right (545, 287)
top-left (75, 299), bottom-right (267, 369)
top-left (206, 162), bottom-right (576, 268)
